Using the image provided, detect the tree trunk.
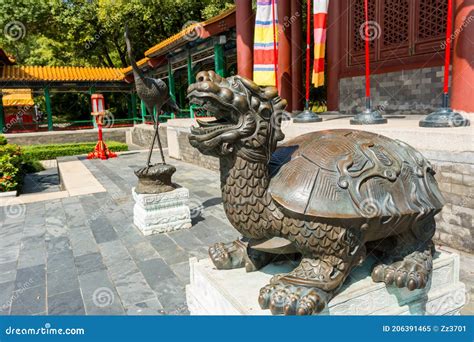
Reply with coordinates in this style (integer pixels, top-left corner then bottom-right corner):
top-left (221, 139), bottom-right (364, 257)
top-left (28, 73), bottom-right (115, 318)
top-left (102, 45), bottom-right (115, 68)
top-left (113, 37), bottom-right (127, 68)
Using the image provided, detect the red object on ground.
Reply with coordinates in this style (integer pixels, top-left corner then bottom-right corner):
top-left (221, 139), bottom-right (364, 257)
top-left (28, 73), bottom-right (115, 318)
top-left (271, 0), bottom-right (279, 89)
top-left (364, 0), bottom-right (371, 98)
top-left (87, 120), bottom-right (117, 160)
top-left (87, 94), bottom-right (117, 160)
top-left (305, 0), bottom-right (311, 104)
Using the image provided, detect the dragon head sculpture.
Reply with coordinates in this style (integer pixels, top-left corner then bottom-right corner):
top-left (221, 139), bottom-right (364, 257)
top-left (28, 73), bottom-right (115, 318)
top-left (187, 71), bottom-right (286, 163)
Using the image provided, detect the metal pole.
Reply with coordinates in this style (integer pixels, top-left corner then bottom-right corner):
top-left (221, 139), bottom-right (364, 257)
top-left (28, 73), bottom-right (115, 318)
top-left (44, 86), bottom-right (53, 131)
top-left (0, 92), bottom-right (4, 133)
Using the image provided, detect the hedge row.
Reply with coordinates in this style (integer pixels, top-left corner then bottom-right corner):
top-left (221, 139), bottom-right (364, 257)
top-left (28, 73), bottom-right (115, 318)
top-left (22, 141), bottom-right (128, 160)
top-left (0, 135), bottom-right (129, 192)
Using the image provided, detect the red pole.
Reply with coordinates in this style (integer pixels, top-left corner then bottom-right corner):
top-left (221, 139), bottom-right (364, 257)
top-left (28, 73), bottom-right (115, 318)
top-left (364, 0), bottom-right (371, 99)
top-left (419, 0), bottom-right (469, 127)
top-left (98, 120), bottom-right (103, 141)
top-left (271, 0), bottom-right (279, 89)
top-left (443, 0), bottom-right (453, 96)
top-left (350, 0), bottom-right (386, 124)
top-left (305, 0), bottom-right (311, 108)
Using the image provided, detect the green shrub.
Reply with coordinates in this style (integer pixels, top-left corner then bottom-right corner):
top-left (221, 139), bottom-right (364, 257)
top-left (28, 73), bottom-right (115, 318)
top-left (22, 141), bottom-right (128, 160)
top-left (0, 135), bottom-right (7, 145)
top-left (0, 144), bottom-right (29, 192)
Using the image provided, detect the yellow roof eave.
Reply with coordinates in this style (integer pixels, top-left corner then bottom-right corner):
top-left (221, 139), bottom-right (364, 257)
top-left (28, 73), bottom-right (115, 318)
top-left (1, 88), bottom-right (34, 107)
top-left (0, 66), bottom-right (125, 82)
top-left (121, 57), bottom-right (150, 75)
top-left (144, 6), bottom-right (236, 58)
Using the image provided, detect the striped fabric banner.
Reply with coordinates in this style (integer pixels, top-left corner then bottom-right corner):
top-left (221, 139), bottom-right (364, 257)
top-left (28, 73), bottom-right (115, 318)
top-left (253, 0), bottom-right (278, 86)
top-left (312, 0), bottom-right (329, 87)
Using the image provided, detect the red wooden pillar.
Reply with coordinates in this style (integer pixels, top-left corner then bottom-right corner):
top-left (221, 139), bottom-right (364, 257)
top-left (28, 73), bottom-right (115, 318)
top-left (236, 0), bottom-right (254, 80)
top-left (278, 0), bottom-right (292, 110)
top-left (326, 0), bottom-right (342, 112)
top-left (451, 0), bottom-right (474, 113)
top-left (291, 0), bottom-right (304, 113)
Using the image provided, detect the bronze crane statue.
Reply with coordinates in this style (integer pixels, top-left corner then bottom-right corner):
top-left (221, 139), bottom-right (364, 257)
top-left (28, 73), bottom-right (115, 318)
top-left (125, 26), bottom-right (179, 194)
top-left (124, 25), bottom-right (179, 167)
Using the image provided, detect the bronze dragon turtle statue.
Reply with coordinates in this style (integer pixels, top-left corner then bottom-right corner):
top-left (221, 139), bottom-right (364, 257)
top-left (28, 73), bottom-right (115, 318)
top-left (187, 71), bottom-right (445, 315)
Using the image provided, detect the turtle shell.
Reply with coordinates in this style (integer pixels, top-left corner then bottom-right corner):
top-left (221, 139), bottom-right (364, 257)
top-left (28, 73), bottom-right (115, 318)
top-left (268, 129), bottom-right (444, 219)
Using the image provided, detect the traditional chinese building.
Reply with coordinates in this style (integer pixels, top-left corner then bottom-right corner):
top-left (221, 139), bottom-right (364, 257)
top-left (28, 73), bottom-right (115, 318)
top-left (2, 1), bottom-right (471, 133)
top-left (126, 1), bottom-right (473, 117)
top-left (328, 0), bottom-right (474, 115)
top-left (236, 0), bottom-right (474, 115)
top-left (122, 7), bottom-right (237, 120)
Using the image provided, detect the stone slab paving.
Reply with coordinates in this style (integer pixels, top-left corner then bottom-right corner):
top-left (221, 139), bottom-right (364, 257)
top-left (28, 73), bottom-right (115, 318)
top-left (22, 168), bottom-right (60, 194)
top-left (0, 150), bottom-right (471, 315)
top-left (0, 151), bottom-right (238, 316)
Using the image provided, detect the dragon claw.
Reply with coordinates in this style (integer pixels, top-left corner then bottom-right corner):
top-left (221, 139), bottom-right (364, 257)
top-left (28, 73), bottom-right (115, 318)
top-left (259, 282), bottom-right (328, 315)
top-left (372, 253), bottom-right (431, 291)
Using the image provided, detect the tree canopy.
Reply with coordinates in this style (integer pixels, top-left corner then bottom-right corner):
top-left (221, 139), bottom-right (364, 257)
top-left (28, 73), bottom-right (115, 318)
top-left (0, 0), bottom-right (235, 68)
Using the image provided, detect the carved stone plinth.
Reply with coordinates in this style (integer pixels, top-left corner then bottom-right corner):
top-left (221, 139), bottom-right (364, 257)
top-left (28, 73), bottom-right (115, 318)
top-left (186, 251), bottom-right (466, 315)
top-left (132, 187), bottom-right (191, 236)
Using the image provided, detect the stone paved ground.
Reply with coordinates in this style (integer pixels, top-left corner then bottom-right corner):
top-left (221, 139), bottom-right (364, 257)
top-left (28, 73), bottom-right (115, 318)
top-left (0, 151), bottom-right (238, 315)
top-left (22, 168), bottom-right (60, 194)
top-left (0, 150), bottom-right (472, 315)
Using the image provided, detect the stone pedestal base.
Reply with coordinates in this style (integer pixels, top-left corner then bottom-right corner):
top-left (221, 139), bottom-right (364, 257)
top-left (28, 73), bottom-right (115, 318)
top-left (186, 251), bottom-right (466, 315)
top-left (132, 187), bottom-right (191, 236)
